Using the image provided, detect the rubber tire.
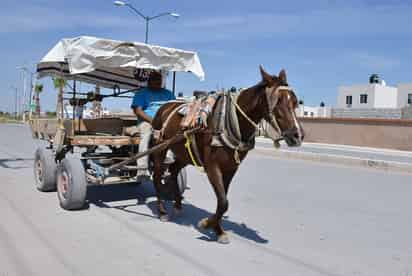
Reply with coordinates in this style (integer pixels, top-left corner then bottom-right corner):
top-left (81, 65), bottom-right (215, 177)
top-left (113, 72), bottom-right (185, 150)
top-left (34, 148), bottom-right (57, 192)
top-left (177, 167), bottom-right (188, 196)
top-left (57, 156), bottom-right (87, 210)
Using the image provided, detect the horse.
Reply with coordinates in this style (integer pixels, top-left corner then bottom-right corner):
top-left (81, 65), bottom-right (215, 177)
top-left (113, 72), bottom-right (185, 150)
top-left (150, 66), bottom-right (304, 244)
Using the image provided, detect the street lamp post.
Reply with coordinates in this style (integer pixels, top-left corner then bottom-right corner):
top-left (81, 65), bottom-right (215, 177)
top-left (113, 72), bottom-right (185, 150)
top-left (113, 1), bottom-right (180, 44)
top-left (18, 66), bottom-right (36, 119)
top-left (10, 86), bottom-right (18, 119)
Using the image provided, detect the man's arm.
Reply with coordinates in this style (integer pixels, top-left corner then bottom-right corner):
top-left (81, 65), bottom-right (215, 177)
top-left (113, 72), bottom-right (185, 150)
top-left (133, 107), bottom-right (153, 124)
top-left (131, 89), bottom-right (152, 124)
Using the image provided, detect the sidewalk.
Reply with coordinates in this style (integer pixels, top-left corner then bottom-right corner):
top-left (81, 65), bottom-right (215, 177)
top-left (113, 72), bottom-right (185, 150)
top-left (255, 137), bottom-right (412, 174)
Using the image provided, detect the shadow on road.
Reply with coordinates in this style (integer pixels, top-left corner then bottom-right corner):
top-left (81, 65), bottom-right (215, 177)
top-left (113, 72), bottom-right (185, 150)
top-left (0, 158), bottom-right (33, 169)
top-left (86, 182), bottom-right (158, 219)
top-left (86, 182), bottom-right (269, 244)
top-left (147, 201), bottom-right (268, 244)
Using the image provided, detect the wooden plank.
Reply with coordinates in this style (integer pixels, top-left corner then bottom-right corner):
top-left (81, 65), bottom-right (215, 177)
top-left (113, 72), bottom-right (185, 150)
top-left (29, 118), bottom-right (58, 140)
top-left (69, 135), bottom-right (140, 146)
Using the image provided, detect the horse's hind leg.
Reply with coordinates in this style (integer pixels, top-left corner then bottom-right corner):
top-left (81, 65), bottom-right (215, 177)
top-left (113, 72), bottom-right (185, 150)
top-left (168, 161), bottom-right (185, 216)
top-left (198, 165), bottom-right (230, 244)
top-left (152, 150), bottom-right (169, 221)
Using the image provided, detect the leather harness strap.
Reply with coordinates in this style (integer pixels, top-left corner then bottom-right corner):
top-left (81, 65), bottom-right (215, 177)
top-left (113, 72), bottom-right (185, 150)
top-left (158, 103), bottom-right (186, 140)
top-left (184, 131), bottom-right (204, 171)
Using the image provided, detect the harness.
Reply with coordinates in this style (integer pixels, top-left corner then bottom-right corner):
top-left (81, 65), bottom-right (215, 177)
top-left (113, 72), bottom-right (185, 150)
top-left (212, 85), bottom-right (294, 161)
top-left (263, 85), bottom-right (293, 140)
top-left (155, 102), bottom-right (206, 171)
top-left (156, 84), bottom-right (295, 169)
top-left (210, 91), bottom-right (255, 163)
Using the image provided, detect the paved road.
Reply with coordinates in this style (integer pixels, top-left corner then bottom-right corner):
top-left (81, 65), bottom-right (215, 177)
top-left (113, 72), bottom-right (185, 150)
top-left (1, 124), bottom-right (412, 276)
top-left (256, 138), bottom-right (412, 164)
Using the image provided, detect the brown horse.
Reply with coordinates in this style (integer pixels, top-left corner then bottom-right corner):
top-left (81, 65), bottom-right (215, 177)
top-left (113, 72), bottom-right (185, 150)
top-left (151, 66), bottom-right (304, 243)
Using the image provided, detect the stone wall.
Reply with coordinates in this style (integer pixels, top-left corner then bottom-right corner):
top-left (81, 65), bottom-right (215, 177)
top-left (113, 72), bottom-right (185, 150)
top-left (298, 117), bottom-right (412, 151)
top-left (401, 107), bottom-right (412, 119)
top-left (331, 108), bottom-right (403, 119)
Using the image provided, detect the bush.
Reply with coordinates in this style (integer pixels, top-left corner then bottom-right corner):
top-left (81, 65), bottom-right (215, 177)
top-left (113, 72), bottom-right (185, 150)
top-left (45, 111), bottom-right (57, 118)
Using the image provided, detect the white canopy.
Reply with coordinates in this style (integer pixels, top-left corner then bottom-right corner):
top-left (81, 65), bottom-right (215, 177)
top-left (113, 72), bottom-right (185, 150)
top-left (37, 36), bottom-right (205, 89)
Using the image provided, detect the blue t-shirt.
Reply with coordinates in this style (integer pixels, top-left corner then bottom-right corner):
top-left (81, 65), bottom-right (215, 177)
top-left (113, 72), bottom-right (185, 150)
top-left (131, 87), bottom-right (175, 118)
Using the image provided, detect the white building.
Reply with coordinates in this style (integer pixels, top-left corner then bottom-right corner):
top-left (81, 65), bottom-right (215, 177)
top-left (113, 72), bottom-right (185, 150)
top-left (337, 83), bottom-right (398, 109)
top-left (296, 105), bottom-right (331, 118)
top-left (397, 83), bottom-right (412, 108)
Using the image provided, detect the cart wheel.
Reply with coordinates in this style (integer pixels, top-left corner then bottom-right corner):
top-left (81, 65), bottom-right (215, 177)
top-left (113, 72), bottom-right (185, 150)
top-left (177, 167), bottom-right (188, 196)
top-left (34, 148), bottom-right (57, 192)
top-left (57, 157), bottom-right (87, 210)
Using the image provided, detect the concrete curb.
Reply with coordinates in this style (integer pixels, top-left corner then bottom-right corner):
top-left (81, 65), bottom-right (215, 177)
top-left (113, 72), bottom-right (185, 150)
top-left (255, 147), bottom-right (412, 174)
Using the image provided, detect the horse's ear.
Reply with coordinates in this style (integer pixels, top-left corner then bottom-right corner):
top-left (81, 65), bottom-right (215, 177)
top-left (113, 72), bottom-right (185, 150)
top-left (259, 65), bottom-right (273, 83)
top-left (279, 69), bottom-right (287, 83)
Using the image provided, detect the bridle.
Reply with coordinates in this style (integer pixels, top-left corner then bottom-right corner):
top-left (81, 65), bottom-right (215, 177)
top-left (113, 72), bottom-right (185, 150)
top-left (234, 83), bottom-right (295, 146)
top-left (264, 85), bottom-right (295, 136)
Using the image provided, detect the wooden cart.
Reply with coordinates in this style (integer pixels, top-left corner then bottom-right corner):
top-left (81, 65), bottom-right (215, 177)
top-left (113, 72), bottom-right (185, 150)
top-left (31, 36), bottom-right (205, 210)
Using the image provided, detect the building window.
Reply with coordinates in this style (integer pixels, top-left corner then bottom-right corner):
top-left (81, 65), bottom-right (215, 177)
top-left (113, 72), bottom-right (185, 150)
top-left (408, 94), bottom-right (412, 105)
top-left (360, 94), bottom-right (368, 104)
top-left (346, 95), bottom-right (352, 106)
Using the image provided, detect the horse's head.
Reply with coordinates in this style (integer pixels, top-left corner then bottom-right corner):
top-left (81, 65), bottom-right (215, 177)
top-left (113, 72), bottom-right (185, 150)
top-left (260, 66), bottom-right (304, 147)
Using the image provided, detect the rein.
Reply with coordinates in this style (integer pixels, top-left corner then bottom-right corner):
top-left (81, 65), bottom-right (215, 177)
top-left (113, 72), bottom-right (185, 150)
top-left (233, 100), bottom-right (259, 129)
top-left (233, 85), bottom-right (294, 147)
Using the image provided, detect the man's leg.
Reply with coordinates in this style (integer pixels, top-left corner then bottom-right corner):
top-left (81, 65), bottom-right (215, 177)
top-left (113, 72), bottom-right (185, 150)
top-left (136, 122), bottom-right (152, 178)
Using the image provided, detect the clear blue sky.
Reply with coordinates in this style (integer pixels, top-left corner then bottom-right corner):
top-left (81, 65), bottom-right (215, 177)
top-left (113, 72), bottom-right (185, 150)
top-left (1, 0), bottom-right (411, 112)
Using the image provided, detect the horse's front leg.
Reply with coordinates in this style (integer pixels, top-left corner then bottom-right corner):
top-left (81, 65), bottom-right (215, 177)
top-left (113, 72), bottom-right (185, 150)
top-left (152, 151), bottom-right (168, 221)
top-left (198, 165), bottom-right (234, 244)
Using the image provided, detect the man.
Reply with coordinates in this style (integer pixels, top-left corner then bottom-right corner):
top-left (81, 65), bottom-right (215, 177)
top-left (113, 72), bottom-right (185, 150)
top-left (131, 71), bottom-right (175, 179)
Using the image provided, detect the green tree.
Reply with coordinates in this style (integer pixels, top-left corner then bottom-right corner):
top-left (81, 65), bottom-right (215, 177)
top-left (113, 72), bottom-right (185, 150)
top-left (53, 78), bottom-right (67, 120)
top-left (34, 83), bottom-right (43, 116)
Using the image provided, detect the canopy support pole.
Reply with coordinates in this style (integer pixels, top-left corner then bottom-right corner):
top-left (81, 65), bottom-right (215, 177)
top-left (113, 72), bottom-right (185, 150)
top-left (172, 72), bottom-right (176, 95)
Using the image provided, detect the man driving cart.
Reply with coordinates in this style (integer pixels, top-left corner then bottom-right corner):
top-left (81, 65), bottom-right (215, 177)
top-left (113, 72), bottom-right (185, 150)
top-left (129, 71), bottom-right (175, 181)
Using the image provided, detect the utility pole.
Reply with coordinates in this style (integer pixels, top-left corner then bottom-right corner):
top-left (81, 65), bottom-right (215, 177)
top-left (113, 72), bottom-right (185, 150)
top-left (10, 86), bottom-right (18, 119)
top-left (21, 69), bottom-right (27, 116)
top-left (18, 65), bottom-right (36, 119)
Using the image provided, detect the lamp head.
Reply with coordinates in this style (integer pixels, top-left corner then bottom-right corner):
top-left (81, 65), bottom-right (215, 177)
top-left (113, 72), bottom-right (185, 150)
top-left (169, 13), bottom-right (180, 18)
top-left (114, 1), bottom-right (127, 7)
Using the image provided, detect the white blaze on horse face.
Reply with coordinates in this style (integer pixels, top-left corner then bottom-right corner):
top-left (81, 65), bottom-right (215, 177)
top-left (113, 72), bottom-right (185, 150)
top-left (286, 90), bottom-right (303, 142)
top-left (291, 106), bottom-right (303, 141)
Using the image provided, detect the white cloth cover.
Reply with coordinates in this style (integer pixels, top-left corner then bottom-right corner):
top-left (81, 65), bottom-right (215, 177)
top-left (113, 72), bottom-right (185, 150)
top-left (37, 36), bottom-right (205, 89)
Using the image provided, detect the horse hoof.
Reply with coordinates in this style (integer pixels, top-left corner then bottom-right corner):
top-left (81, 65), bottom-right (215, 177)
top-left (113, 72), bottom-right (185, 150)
top-left (217, 233), bottom-right (230, 244)
top-left (197, 218), bottom-right (209, 230)
top-left (159, 214), bottom-right (169, 222)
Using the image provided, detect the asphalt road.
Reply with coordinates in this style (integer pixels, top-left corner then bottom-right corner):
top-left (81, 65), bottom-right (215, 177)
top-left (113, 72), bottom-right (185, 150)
top-left (1, 124), bottom-right (411, 276)
top-left (256, 138), bottom-right (412, 164)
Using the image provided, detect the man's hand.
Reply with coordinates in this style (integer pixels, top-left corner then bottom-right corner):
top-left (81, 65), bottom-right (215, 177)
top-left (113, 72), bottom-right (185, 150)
top-left (133, 107), bottom-right (153, 124)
